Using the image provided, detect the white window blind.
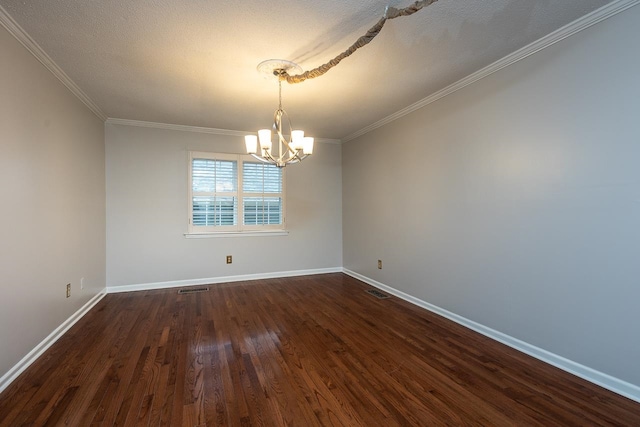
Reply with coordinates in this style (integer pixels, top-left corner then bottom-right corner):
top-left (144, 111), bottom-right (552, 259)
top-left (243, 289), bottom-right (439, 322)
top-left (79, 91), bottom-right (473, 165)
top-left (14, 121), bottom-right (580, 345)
top-left (243, 162), bottom-right (283, 226)
top-left (191, 158), bottom-right (238, 227)
top-left (188, 152), bottom-right (285, 233)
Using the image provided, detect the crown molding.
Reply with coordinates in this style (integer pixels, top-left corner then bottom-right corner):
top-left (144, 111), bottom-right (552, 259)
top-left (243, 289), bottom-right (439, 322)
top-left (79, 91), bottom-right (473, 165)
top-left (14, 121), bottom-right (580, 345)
top-left (106, 118), bottom-right (248, 136)
top-left (106, 118), bottom-right (342, 144)
top-left (0, 4), bottom-right (107, 122)
top-left (342, 0), bottom-right (640, 142)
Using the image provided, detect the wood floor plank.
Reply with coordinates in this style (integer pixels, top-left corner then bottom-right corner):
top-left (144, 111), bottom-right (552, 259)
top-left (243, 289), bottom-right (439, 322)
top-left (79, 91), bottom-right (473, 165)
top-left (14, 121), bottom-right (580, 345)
top-left (1, 273), bottom-right (639, 426)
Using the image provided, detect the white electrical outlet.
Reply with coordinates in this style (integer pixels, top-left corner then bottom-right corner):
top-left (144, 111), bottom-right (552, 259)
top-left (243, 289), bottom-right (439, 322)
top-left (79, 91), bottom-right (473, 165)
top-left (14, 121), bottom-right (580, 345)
top-left (80, 277), bottom-right (84, 290)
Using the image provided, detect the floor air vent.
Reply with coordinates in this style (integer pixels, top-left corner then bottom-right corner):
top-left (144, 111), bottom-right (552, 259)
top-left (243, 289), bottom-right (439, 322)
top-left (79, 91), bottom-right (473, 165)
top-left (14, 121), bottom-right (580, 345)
top-left (178, 287), bottom-right (209, 294)
top-left (366, 289), bottom-right (390, 299)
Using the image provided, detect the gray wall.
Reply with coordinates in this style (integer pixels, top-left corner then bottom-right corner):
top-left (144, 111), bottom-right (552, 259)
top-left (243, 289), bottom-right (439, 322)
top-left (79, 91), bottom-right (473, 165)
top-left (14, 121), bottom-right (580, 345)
top-left (343, 6), bottom-right (640, 386)
top-left (106, 124), bottom-right (342, 287)
top-left (0, 26), bottom-right (106, 378)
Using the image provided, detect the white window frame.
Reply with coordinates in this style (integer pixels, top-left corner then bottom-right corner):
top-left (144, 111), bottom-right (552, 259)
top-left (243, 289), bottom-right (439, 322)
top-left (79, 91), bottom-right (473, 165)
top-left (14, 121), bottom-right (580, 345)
top-left (186, 151), bottom-right (286, 237)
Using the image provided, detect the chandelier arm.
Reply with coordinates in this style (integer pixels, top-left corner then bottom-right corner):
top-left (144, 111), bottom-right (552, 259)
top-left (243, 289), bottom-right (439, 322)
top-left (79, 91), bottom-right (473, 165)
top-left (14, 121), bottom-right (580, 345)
top-left (286, 151), bottom-right (303, 164)
top-left (292, 153), bottom-right (308, 163)
top-left (280, 0), bottom-right (438, 84)
top-left (280, 134), bottom-right (303, 160)
top-left (250, 153), bottom-right (273, 163)
top-left (262, 149), bottom-right (277, 163)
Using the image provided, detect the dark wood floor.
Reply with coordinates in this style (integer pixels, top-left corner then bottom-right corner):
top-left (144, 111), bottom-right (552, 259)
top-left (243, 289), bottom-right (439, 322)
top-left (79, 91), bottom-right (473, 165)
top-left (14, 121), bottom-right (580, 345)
top-left (1, 273), bottom-right (639, 426)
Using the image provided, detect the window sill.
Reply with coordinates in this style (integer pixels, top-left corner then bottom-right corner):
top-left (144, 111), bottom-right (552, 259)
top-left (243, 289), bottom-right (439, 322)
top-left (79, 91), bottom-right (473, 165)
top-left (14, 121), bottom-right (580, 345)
top-left (184, 230), bottom-right (289, 239)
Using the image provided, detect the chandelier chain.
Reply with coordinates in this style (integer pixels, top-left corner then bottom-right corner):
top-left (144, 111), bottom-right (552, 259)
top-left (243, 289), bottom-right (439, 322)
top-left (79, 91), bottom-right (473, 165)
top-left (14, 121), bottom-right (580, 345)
top-left (280, 0), bottom-right (438, 84)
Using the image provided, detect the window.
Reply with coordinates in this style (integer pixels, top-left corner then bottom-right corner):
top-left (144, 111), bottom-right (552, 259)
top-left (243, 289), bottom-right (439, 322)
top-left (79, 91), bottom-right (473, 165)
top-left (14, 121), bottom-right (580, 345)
top-left (188, 152), bottom-right (285, 234)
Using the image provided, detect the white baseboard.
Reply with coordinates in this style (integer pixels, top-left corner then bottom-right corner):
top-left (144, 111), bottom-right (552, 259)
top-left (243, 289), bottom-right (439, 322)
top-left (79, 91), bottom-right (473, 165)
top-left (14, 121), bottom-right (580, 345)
top-left (342, 269), bottom-right (640, 404)
top-left (107, 267), bottom-right (343, 293)
top-left (0, 290), bottom-right (107, 394)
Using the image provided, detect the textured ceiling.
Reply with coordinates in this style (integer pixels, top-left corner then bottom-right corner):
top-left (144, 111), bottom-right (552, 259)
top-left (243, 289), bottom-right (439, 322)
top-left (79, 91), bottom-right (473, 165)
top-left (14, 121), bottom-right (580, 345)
top-left (0, 0), bottom-right (616, 140)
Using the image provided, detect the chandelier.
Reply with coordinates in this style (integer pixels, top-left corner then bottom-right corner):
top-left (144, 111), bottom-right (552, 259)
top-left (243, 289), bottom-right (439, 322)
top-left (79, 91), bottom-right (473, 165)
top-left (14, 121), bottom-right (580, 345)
top-left (245, 61), bottom-right (314, 168)
top-left (245, 0), bottom-right (438, 168)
